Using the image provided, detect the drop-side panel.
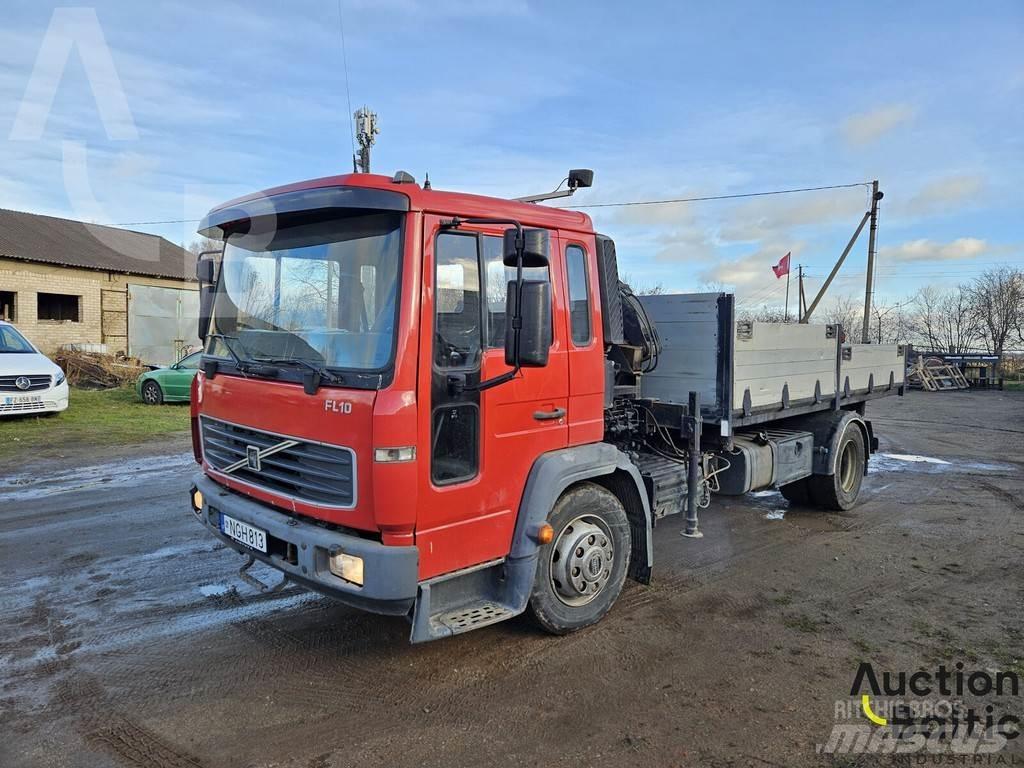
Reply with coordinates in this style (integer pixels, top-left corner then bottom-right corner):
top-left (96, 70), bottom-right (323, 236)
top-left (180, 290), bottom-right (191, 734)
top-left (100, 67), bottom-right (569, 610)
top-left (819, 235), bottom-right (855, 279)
top-left (733, 322), bottom-right (837, 410)
top-left (638, 293), bottom-right (730, 420)
top-left (842, 343), bottom-right (906, 393)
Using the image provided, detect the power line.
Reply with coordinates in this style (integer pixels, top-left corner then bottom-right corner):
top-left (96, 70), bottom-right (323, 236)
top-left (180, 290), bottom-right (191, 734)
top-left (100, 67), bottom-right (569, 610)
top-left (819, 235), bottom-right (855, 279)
top-left (562, 182), bottom-right (872, 209)
top-left (337, 0), bottom-right (356, 166)
top-left (115, 181), bottom-right (873, 226)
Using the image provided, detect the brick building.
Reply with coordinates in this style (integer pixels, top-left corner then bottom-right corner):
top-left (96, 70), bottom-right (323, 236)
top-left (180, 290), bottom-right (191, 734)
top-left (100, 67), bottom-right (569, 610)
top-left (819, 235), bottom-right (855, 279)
top-left (0, 208), bottom-right (199, 364)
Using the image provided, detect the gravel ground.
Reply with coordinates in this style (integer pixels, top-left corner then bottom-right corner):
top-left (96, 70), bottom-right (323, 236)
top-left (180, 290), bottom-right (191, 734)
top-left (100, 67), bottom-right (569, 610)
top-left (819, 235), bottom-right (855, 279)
top-left (1, 389), bottom-right (1022, 767)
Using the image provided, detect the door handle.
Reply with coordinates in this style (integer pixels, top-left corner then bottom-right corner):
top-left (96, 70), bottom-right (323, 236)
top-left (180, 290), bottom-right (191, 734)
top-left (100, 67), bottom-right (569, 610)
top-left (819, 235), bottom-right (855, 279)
top-left (533, 407), bottom-right (566, 421)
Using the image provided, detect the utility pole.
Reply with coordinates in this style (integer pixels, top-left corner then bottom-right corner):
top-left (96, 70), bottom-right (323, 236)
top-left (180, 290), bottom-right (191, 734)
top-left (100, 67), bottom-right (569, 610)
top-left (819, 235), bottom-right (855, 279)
top-left (861, 180), bottom-right (883, 343)
top-left (353, 107), bottom-right (379, 173)
top-left (784, 267), bottom-right (791, 322)
top-left (803, 210), bottom-right (871, 322)
top-left (797, 265), bottom-right (806, 323)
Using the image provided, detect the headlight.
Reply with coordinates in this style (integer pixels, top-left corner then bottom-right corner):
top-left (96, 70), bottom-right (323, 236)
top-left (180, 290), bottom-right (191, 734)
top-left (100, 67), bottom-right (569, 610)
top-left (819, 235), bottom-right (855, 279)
top-left (54, 370), bottom-right (66, 386)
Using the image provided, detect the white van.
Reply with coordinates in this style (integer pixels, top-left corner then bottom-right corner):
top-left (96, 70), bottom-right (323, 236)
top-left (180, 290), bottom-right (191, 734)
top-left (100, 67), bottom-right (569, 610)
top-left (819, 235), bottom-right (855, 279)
top-left (0, 321), bottom-right (69, 416)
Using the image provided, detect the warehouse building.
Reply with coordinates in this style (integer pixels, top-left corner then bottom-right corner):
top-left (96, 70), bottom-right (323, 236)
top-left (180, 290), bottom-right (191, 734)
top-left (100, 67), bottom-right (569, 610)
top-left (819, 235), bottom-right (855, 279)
top-left (0, 208), bottom-right (199, 364)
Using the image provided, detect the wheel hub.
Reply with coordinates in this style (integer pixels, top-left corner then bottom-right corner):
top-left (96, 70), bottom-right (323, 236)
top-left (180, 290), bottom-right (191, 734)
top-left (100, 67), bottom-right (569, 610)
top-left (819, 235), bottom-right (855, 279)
top-left (549, 515), bottom-right (614, 607)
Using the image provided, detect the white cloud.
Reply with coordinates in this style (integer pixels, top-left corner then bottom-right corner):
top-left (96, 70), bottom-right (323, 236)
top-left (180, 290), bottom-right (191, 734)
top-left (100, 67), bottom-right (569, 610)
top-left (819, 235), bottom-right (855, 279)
top-left (841, 103), bottom-right (917, 146)
top-left (698, 243), bottom-right (804, 290)
top-left (900, 173), bottom-right (986, 216)
top-left (878, 237), bottom-right (988, 263)
top-left (718, 187), bottom-right (868, 244)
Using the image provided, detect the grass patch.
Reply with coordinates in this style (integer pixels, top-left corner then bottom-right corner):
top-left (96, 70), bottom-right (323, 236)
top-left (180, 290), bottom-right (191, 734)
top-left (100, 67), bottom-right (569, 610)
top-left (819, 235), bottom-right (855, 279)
top-left (783, 614), bottom-right (824, 634)
top-left (0, 386), bottom-right (190, 460)
top-left (1004, 380), bottom-right (1024, 391)
top-left (851, 638), bottom-right (879, 656)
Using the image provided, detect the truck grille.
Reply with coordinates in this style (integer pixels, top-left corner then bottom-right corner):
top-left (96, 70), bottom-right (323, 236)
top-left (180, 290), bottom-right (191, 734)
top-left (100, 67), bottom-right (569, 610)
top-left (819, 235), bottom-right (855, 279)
top-left (201, 417), bottom-right (355, 508)
top-left (0, 374), bottom-right (52, 392)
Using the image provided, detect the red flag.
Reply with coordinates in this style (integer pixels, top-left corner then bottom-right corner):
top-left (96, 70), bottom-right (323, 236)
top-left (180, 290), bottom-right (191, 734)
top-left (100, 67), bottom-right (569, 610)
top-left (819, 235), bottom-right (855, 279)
top-left (771, 252), bottom-right (791, 279)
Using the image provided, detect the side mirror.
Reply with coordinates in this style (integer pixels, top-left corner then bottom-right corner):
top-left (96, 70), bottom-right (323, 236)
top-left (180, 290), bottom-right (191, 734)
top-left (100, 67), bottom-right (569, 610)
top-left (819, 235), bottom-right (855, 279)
top-left (196, 255), bottom-right (217, 284)
top-left (198, 284), bottom-right (215, 342)
top-left (195, 251), bottom-right (220, 342)
top-left (502, 228), bottom-right (549, 268)
top-left (505, 280), bottom-right (551, 368)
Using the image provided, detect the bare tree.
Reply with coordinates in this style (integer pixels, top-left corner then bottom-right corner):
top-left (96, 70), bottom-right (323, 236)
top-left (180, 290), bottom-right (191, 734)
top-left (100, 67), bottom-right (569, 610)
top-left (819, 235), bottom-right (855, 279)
top-left (970, 266), bottom-right (1024, 359)
top-left (620, 272), bottom-right (665, 296)
top-left (737, 304), bottom-right (788, 323)
top-left (905, 285), bottom-right (981, 354)
top-left (187, 236), bottom-right (222, 256)
top-left (821, 295), bottom-right (862, 337)
top-left (870, 300), bottom-right (911, 345)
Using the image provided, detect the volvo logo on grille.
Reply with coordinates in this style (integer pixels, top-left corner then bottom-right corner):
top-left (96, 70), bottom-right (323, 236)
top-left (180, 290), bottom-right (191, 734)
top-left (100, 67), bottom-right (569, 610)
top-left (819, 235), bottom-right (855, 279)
top-left (246, 445), bottom-right (261, 471)
top-left (219, 438), bottom-right (299, 476)
top-left (15, 376), bottom-right (31, 391)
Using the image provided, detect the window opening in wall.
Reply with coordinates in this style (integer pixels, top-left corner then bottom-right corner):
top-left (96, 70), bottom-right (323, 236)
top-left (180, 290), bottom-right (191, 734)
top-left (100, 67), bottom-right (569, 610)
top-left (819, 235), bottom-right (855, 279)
top-left (37, 292), bottom-right (81, 322)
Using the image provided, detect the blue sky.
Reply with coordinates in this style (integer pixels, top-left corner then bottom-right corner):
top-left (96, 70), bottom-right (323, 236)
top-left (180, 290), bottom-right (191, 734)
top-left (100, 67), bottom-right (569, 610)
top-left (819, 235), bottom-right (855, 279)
top-left (1, 0), bottom-right (1021, 309)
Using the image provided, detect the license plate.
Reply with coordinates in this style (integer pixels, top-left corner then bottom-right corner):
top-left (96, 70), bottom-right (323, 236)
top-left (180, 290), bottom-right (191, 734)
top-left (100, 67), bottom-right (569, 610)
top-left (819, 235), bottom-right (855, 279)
top-left (4, 395), bottom-right (42, 405)
top-left (219, 513), bottom-right (267, 553)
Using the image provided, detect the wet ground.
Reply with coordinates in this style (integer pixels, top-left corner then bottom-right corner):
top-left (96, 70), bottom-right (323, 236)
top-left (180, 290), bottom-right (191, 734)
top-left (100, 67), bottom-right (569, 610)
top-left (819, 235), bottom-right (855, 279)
top-left (1, 390), bottom-right (1022, 767)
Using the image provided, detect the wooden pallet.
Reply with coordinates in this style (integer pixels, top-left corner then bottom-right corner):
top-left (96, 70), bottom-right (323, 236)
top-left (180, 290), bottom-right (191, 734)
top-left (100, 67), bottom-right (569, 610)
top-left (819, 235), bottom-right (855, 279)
top-left (906, 357), bottom-right (970, 391)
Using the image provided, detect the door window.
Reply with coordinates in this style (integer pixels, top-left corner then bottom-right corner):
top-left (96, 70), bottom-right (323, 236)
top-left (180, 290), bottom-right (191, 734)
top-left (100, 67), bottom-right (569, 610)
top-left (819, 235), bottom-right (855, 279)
top-left (176, 352), bottom-right (202, 370)
top-left (482, 235), bottom-right (550, 349)
top-left (434, 233), bottom-right (482, 369)
top-left (566, 244), bottom-right (592, 345)
top-left (431, 232), bottom-right (483, 485)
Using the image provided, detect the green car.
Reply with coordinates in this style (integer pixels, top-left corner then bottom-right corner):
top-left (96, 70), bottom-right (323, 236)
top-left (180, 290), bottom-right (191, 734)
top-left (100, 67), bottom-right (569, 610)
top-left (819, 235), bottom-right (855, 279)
top-left (136, 352), bottom-right (202, 404)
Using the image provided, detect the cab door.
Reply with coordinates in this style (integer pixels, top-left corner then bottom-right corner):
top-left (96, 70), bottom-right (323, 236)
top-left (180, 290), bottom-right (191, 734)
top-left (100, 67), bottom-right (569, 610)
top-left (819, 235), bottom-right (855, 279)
top-left (415, 215), bottom-right (569, 579)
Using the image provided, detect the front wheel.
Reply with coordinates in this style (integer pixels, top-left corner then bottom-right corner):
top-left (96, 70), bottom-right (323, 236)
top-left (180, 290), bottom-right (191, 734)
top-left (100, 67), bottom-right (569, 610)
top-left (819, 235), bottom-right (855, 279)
top-left (527, 483), bottom-right (631, 635)
top-left (141, 380), bottom-right (164, 405)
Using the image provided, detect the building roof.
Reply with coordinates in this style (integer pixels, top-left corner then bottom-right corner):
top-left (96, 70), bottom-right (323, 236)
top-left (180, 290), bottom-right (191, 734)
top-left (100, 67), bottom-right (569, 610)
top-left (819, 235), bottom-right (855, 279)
top-left (0, 208), bottom-right (195, 281)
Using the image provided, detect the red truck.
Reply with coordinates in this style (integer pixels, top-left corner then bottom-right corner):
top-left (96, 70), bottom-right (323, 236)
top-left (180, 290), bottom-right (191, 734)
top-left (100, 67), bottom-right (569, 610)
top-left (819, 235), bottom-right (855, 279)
top-left (188, 169), bottom-right (904, 642)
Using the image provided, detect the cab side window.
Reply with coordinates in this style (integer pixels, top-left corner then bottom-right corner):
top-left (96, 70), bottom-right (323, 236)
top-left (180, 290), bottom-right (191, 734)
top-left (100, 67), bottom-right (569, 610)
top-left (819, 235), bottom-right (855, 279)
top-left (566, 244), bottom-right (592, 345)
top-left (434, 233), bottom-right (482, 369)
top-left (482, 235), bottom-right (550, 348)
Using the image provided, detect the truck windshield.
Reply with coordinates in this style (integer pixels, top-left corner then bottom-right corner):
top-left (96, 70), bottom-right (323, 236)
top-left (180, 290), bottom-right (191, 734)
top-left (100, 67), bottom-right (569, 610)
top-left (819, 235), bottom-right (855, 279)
top-left (208, 211), bottom-right (403, 374)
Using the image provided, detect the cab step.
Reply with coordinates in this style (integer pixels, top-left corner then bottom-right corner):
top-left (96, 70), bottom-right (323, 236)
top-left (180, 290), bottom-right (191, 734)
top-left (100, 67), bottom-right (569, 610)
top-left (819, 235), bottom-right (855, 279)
top-left (409, 556), bottom-right (538, 643)
top-left (437, 602), bottom-right (515, 633)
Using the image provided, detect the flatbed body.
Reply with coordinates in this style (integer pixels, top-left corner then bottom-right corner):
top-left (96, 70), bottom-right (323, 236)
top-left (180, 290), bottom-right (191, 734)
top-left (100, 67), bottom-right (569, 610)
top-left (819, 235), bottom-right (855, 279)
top-left (638, 293), bottom-right (905, 440)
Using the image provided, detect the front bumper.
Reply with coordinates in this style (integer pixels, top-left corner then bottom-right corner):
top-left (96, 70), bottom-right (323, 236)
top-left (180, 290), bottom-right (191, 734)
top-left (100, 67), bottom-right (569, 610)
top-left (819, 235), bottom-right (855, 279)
top-left (0, 382), bottom-right (69, 415)
top-left (191, 473), bottom-right (418, 616)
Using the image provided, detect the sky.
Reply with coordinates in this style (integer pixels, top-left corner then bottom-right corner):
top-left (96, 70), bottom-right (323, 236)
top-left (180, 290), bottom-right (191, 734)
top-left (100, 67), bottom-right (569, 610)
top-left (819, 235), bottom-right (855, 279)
top-left (1, 0), bottom-right (1021, 312)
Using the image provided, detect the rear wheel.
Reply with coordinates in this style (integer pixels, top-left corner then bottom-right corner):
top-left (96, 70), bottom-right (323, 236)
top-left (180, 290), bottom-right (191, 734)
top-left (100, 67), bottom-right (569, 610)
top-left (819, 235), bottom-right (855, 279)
top-left (808, 426), bottom-right (865, 510)
top-left (141, 380), bottom-right (164, 405)
top-left (527, 483), bottom-right (631, 635)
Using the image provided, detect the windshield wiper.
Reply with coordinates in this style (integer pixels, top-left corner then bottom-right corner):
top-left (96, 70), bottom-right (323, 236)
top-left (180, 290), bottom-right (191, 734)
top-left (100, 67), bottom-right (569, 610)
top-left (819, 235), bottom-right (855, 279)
top-left (255, 357), bottom-right (344, 394)
top-left (206, 334), bottom-right (279, 378)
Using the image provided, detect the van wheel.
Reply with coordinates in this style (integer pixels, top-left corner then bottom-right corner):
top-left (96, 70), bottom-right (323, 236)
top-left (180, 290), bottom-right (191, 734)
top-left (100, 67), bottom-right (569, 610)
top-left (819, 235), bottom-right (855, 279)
top-left (142, 381), bottom-right (164, 405)
top-left (809, 426), bottom-right (866, 511)
top-left (779, 478), bottom-right (811, 506)
top-left (527, 483), bottom-right (630, 635)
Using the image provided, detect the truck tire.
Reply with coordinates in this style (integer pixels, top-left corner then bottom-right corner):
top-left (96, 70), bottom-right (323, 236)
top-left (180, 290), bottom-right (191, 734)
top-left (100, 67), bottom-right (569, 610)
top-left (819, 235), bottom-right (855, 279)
top-left (527, 482), bottom-right (631, 635)
top-left (809, 425), bottom-right (865, 511)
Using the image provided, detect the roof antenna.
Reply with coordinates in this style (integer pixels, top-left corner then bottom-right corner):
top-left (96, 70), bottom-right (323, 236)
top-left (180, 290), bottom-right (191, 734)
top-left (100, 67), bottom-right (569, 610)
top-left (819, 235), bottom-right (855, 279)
top-left (353, 107), bottom-right (379, 173)
top-left (423, 172), bottom-right (431, 190)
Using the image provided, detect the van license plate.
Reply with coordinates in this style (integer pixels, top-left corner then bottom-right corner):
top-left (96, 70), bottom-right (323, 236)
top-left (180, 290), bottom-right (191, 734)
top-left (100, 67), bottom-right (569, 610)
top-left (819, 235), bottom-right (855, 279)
top-left (220, 513), bottom-right (267, 553)
top-left (4, 395), bottom-right (42, 405)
